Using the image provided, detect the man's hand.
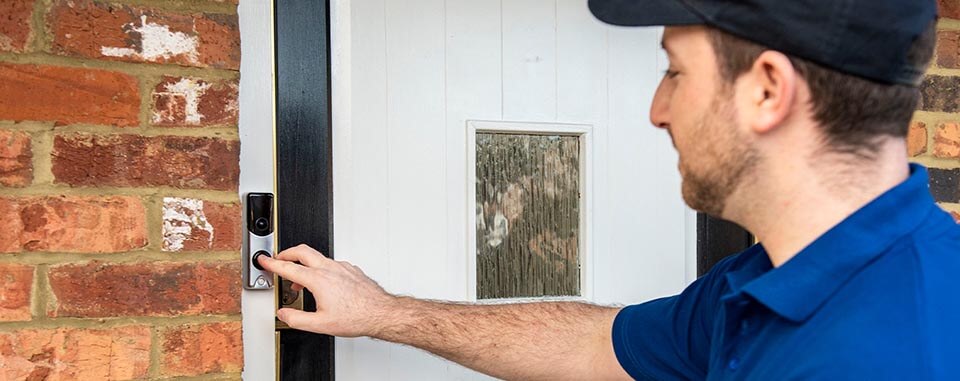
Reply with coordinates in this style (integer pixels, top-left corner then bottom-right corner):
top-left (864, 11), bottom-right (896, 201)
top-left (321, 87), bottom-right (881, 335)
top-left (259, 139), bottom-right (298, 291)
top-left (256, 244), bottom-right (396, 337)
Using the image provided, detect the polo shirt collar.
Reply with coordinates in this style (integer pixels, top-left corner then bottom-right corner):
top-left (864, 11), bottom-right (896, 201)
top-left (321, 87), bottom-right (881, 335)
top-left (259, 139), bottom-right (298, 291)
top-left (735, 164), bottom-right (937, 323)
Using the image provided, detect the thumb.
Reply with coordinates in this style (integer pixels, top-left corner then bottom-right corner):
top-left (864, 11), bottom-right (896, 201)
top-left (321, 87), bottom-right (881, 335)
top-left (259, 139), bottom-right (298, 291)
top-left (277, 308), bottom-right (318, 331)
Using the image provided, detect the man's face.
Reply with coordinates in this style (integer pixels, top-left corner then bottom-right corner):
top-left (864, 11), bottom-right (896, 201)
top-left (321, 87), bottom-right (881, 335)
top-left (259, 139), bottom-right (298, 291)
top-left (652, 26), bottom-right (759, 218)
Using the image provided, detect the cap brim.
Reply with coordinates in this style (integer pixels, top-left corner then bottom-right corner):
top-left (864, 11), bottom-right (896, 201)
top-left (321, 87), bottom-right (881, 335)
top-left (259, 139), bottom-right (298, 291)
top-left (588, 0), bottom-right (703, 27)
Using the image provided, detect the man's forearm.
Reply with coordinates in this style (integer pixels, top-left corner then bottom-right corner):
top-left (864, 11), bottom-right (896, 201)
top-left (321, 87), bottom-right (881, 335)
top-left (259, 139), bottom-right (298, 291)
top-left (373, 297), bottom-right (625, 380)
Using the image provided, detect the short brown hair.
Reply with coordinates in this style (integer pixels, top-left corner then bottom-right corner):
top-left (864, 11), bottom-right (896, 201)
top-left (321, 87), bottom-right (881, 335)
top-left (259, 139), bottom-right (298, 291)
top-left (706, 24), bottom-right (936, 157)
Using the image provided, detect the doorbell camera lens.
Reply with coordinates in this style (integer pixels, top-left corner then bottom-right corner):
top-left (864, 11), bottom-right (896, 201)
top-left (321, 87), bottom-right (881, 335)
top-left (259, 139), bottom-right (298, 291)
top-left (247, 193), bottom-right (274, 236)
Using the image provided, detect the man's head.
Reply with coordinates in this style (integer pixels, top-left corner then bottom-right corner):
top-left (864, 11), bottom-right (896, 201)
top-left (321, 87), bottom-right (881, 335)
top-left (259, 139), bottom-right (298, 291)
top-left (590, 0), bottom-right (938, 219)
top-left (706, 24), bottom-right (937, 157)
top-left (654, 24), bottom-right (936, 217)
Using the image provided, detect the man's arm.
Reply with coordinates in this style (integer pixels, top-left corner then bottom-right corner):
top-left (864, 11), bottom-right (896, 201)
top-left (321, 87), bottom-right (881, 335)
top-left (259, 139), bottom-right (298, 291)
top-left (258, 244), bottom-right (631, 380)
top-left (380, 298), bottom-right (626, 380)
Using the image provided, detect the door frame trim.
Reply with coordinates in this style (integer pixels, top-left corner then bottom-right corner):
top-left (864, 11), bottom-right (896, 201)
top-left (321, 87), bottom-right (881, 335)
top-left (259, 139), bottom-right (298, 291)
top-left (238, 0), bottom-right (278, 379)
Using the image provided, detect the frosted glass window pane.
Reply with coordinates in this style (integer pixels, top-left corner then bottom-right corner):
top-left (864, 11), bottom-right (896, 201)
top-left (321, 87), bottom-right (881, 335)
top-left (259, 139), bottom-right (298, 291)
top-left (476, 133), bottom-right (580, 299)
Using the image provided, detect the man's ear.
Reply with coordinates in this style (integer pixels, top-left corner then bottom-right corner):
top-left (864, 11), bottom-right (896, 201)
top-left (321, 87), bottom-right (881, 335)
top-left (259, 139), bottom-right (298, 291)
top-left (738, 50), bottom-right (798, 135)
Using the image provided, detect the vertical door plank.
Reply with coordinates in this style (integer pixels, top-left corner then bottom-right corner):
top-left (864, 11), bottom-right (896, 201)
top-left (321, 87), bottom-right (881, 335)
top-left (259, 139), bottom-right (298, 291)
top-left (502, 0), bottom-right (558, 121)
top-left (384, 0), bottom-right (449, 379)
top-left (445, 0), bottom-right (503, 302)
top-left (599, 27), bottom-right (688, 304)
top-left (556, 0), bottom-right (607, 124)
top-left (344, 0), bottom-right (390, 293)
top-left (336, 1), bottom-right (392, 380)
top-left (384, 0), bottom-right (447, 300)
top-left (556, 0), bottom-right (609, 301)
top-left (444, 2), bottom-right (508, 378)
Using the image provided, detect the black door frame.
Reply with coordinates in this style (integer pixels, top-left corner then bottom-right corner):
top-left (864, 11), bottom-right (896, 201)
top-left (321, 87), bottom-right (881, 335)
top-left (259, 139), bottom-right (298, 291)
top-left (697, 214), bottom-right (753, 277)
top-left (273, 1), bottom-right (752, 378)
top-left (275, 0), bottom-right (335, 380)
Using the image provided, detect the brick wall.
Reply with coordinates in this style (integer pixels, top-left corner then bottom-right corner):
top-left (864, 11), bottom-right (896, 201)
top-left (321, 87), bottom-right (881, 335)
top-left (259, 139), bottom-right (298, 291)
top-left (915, 1), bottom-right (960, 223)
top-left (0, 0), bottom-right (243, 379)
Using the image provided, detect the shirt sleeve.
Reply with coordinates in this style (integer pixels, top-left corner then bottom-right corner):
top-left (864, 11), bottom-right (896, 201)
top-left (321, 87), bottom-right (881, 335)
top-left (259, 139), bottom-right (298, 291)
top-left (611, 255), bottom-right (737, 380)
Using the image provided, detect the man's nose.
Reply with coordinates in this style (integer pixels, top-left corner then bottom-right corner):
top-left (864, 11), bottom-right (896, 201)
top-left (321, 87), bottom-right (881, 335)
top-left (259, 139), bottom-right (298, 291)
top-left (650, 80), bottom-right (670, 130)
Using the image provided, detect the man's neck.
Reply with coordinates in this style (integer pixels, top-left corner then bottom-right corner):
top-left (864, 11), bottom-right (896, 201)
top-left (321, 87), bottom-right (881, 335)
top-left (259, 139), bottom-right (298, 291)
top-left (725, 143), bottom-right (911, 267)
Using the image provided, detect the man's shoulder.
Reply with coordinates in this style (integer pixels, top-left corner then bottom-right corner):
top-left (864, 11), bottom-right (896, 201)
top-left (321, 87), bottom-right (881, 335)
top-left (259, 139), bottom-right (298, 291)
top-left (839, 213), bottom-right (960, 312)
top-left (899, 209), bottom-right (960, 296)
top-left (817, 217), bottom-right (960, 379)
top-left (911, 209), bottom-right (960, 262)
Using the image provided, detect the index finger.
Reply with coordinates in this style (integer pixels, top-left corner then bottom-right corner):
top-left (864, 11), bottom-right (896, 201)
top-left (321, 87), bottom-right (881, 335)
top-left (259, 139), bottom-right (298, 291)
top-left (258, 255), bottom-right (312, 286)
top-left (275, 244), bottom-right (330, 268)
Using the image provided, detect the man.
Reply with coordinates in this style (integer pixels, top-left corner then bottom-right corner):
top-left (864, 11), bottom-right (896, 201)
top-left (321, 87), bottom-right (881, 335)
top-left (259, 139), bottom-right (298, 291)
top-left (259, 0), bottom-right (960, 379)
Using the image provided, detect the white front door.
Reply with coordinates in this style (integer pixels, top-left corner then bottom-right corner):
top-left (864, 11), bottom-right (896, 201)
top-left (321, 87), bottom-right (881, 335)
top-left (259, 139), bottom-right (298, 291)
top-left (330, 0), bottom-right (695, 379)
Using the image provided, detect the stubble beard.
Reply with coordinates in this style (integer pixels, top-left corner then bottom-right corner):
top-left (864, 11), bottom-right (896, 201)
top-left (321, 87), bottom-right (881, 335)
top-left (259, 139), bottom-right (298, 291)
top-left (679, 94), bottom-right (759, 219)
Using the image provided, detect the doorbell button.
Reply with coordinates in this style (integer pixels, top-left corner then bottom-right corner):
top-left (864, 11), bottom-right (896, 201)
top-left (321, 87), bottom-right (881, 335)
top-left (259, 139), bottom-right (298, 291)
top-left (253, 250), bottom-right (271, 270)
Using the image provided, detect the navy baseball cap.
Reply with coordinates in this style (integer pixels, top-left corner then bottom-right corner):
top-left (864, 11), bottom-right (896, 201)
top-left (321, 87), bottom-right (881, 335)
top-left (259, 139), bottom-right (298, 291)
top-left (588, 0), bottom-right (938, 86)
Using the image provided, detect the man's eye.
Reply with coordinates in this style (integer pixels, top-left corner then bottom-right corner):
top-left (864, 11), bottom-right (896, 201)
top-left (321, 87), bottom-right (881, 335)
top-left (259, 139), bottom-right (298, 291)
top-left (663, 69), bottom-right (680, 79)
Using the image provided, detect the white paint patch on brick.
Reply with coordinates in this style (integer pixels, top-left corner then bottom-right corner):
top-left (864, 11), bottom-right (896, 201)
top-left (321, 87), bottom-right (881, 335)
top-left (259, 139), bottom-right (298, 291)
top-left (162, 197), bottom-right (214, 252)
top-left (101, 15), bottom-right (200, 64)
top-left (224, 86), bottom-right (240, 115)
top-left (0, 34), bottom-right (13, 52)
top-left (153, 78), bottom-right (212, 125)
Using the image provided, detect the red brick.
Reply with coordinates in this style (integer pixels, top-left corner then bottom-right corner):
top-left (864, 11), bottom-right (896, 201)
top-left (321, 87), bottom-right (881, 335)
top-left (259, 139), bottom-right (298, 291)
top-left (53, 133), bottom-right (240, 191)
top-left (0, 263), bottom-right (33, 321)
top-left (194, 13), bottom-right (241, 70)
top-left (0, 129), bottom-right (32, 187)
top-left (0, 198), bottom-right (23, 253)
top-left (937, 31), bottom-right (960, 69)
top-left (934, 122), bottom-right (960, 158)
top-left (907, 122), bottom-right (927, 157)
top-left (0, 63), bottom-right (140, 127)
top-left (48, 0), bottom-right (240, 70)
top-left (48, 261), bottom-right (241, 317)
top-left (1, 196), bottom-right (148, 253)
top-left (152, 76), bottom-right (239, 127)
top-left (162, 197), bottom-right (241, 252)
top-left (941, 0), bottom-right (960, 19)
top-left (0, 0), bottom-right (34, 53)
top-left (0, 326), bottom-right (150, 380)
top-left (159, 321), bottom-right (243, 377)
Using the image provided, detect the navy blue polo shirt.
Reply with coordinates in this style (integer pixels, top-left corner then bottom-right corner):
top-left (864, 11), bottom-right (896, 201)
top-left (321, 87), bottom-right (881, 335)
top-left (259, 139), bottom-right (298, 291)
top-left (613, 164), bottom-right (960, 380)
